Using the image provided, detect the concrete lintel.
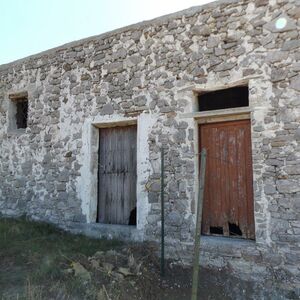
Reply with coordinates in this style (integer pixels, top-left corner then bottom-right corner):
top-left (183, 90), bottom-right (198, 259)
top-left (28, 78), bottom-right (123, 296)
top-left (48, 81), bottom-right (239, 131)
top-left (180, 107), bottom-right (252, 120)
top-left (8, 91), bottom-right (28, 100)
top-left (192, 77), bottom-right (261, 94)
top-left (93, 118), bottom-right (137, 128)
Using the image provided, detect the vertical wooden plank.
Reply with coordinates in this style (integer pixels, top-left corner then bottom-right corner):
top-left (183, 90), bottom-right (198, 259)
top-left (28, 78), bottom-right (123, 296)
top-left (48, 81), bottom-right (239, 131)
top-left (125, 127), bottom-right (131, 223)
top-left (228, 126), bottom-right (237, 226)
top-left (207, 127), bottom-right (213, 231)
top-left (236, 125), bottom-right (246, 235)
top-left (215, 126), bottom-right (222, 230)
top-left (200, 126), bottom-right (209, 235)
top-left (98, 129), bottom-right (106, 223)
top-left (112, 128), bottom-right (117, 224)
top-left (219, 126), bottom-right (226, 234)
top-left (127, 126), bottom-right (137, 223)
top-left (244, 120), bottom-right (255, 239)
top-left (116, 127), bottom-right (122, 224)
top-left (122, 127), bottom-right (127, 223)
top-left (114, 126), bottom-right (119, 224)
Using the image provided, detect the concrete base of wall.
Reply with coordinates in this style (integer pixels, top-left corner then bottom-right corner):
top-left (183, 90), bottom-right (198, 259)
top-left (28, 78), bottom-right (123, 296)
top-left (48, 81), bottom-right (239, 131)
top-left (165, 236), bottom-right (300, 298)
top-left (60, 222), bottom-right (144, 242)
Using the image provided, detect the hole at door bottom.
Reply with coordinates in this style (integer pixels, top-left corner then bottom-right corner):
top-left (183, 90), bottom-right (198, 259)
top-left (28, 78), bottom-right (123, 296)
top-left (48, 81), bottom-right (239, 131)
top-left (210, 226), bottom-right (223, 235)
top-left (228, 222), bottom-right (243, 236)
top-left (128, 207), bottom-right (137, 226)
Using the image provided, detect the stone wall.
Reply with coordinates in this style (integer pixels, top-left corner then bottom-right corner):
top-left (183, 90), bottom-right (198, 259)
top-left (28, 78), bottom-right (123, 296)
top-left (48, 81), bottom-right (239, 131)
top-left (0, 0), bottom-right (300, 294)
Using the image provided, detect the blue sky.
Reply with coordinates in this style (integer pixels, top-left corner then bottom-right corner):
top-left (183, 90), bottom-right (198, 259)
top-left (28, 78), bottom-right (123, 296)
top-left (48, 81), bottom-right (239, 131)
top-left (0, 0), bottom-right (214, 65)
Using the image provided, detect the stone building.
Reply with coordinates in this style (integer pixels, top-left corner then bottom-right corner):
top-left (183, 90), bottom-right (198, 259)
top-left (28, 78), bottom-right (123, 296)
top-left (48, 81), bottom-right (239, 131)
top-left (0, 0), bottom-right (300, 295)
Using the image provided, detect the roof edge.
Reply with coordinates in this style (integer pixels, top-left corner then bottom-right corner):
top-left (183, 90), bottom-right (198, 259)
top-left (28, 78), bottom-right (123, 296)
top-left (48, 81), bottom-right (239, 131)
top-left (0, 0), bottom-right (237, 71)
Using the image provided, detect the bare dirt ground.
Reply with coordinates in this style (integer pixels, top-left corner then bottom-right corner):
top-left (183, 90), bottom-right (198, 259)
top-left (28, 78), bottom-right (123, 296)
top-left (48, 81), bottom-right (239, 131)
top-left (0, 218), bottom-right (297, 300)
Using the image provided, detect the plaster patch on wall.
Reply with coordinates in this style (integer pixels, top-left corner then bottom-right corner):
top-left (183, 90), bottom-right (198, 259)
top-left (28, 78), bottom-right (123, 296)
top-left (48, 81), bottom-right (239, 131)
top-left (136, 112), bottom-right (157, 230)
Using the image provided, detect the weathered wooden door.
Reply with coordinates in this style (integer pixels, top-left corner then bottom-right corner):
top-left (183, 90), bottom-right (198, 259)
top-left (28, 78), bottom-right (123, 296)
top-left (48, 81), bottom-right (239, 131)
top-left (199, 119), bottom-right (255, 239)
top-left (98, 125), bottom-right (137, 225)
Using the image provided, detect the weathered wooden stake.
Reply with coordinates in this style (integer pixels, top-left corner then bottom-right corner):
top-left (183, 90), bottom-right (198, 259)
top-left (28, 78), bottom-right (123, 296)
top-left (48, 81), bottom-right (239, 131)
top-left (161, 147), bottom-right (165, 276)
top-left (191, 148), bottom-right (207, 300)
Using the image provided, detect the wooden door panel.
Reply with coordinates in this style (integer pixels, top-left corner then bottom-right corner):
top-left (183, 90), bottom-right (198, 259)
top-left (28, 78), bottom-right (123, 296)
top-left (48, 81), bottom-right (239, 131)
top-left (200, 120), bottom-right (255, 239)
top-left (98, 125), bottom-right (137, 225)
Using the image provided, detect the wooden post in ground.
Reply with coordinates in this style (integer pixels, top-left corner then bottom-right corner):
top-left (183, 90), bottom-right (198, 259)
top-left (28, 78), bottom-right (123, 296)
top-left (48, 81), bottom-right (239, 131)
top-left (191, 148), bottom-right (207, 300)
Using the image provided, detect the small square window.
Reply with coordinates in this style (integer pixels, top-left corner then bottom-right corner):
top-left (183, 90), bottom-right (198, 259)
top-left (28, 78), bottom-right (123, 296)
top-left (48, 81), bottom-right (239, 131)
top-left (8, 92), bottom-right (28, 131)
top-left (15, 98), bottom-right (28, 129)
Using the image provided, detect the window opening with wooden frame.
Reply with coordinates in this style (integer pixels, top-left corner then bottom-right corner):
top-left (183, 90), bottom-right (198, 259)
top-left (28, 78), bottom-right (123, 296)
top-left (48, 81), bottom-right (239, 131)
top-left (9, 92), bottom-right (28, 130)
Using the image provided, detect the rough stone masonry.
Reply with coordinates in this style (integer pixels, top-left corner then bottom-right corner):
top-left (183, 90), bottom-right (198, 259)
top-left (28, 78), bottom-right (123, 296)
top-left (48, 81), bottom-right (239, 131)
top-left (0, 0), bottom-right (300, 296)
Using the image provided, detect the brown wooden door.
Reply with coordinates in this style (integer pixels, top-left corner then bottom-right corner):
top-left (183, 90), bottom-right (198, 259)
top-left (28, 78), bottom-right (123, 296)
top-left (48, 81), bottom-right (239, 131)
top-left (98, 125), bottom-right (137, 225)
top-left (199, 119), bottom-right (255, 239)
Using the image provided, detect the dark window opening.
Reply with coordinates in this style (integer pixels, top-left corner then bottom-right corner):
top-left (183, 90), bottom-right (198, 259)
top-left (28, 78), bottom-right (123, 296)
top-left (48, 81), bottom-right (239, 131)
top-left (198, 86), bottom-right (249, 112)
top-left (15, 99), bottom-right (28, 129)
top-left (128, 207), bottom-right (137, 226)
top-left (210, 226), bottom-right (223, 235)
top-left (228, 223), bottom-right (243, 236)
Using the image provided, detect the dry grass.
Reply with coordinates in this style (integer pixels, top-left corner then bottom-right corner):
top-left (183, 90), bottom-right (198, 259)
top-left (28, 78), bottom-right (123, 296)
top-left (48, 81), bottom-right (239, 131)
top-left (0, 217), bottom-right (121, 299)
